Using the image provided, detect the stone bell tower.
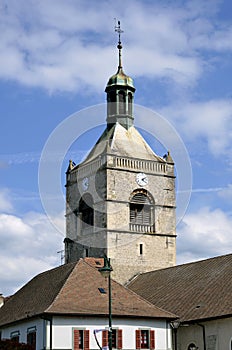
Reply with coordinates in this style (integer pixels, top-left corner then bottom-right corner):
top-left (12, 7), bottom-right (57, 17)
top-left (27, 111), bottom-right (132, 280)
top-left (64, 22), bottom-right (176, 285)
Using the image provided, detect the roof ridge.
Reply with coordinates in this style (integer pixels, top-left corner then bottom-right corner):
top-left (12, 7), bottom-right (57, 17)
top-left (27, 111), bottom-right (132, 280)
top-left (45, 258), bottom-right (106, 314)
top-left (137, 253), bottom-right (232, 277)
top-left (81, 258), bottom-right (106, 273)
top-left (175, 253), bottom-right (232, 269)
top-left (45, 261), bottom-right (80, 313)
top-left (10, 262), bottom-right (76, 300)
top-left (0, 262), bottom-right (77, 327)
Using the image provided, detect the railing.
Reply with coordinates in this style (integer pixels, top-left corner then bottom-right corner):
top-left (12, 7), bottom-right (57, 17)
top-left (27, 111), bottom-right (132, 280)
top-left (75, 155), bottom-right (107, 178)
top-left (114, 156), bottom-right (167, 174)
top-left (74, 154), bottom-right (169, 180)
top-left (129, 223), bottom-right (154, 233)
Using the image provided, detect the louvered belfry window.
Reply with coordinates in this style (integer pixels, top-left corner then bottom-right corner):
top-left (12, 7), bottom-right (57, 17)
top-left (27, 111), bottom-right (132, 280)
top-left (130, 191), bottom-right (154, 233)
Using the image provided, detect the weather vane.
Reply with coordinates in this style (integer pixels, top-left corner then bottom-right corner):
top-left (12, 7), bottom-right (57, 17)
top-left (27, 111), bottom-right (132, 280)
top-left (114, 19), bottom-right (124, 46)
top-left (114, 19), bottom-right (124, 68)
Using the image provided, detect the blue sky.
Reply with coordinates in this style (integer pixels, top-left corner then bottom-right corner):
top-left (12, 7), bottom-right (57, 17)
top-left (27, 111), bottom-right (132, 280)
top-left (1, 0), bottom-right (232, 295)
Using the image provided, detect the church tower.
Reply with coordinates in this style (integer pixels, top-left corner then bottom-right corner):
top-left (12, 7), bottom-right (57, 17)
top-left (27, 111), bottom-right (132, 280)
top-left (65, 22), bottom-right (176, 284)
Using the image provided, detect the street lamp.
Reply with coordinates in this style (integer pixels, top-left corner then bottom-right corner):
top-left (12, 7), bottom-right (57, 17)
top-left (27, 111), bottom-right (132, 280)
top-left (170, 319), bottom-right (180, 350)
top-left (99, 256), bottom-right (113, 350)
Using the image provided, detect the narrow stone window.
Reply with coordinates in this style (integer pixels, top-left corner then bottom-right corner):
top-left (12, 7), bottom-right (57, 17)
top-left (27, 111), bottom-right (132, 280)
top-left (139, 243), bottom-right (143, 255)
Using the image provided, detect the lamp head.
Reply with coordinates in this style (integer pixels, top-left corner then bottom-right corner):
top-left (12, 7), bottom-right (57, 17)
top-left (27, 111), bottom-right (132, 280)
top-left (170, 319), bottom-right (181, 329)
top-left (99, 256), bottom-right (113, 278)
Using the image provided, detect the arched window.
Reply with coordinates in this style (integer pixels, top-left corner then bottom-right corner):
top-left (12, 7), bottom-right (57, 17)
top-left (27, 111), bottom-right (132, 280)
top-left (108, 92), bottom-right (116, 115)
top-left (129, 190), bottom-right (154, 233)
top-left (79, 194), bottom-right (94, 230)
top-left (187, 343), bottom-right (198, 350)
top-left (118, 90), bottom-right (126, 114)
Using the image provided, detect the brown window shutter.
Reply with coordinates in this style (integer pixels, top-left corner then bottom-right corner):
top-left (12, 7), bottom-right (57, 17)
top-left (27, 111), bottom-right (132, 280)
top-left (118, 329), bottom-right (123, 349)
top-left (150, 330), bottom-right (155, 350)
top-left (84, 330), bottom-right (90, 350)
top-left (74, 330), bottom-right (80, 350)
top-left (102, 330), bottom-right (108, 348)
top-left (136, 330), bottom-right (141, 349)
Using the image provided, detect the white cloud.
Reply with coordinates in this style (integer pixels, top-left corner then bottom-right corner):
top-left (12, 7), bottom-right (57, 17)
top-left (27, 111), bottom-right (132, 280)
top-left (177, 207), bottom-right (232, 264)
top-left (161, 99), bottom-right (232, 157)
top-left (0, 189), bottom-right (13, 212)
top-left (0, 149), bottom-right (87, 166)
top-left (0, 255), bottom-right (54, 295)
top-left (0, 205), bottom-right (64, 295)
top-left (0, 0), bottom-right (231, 93)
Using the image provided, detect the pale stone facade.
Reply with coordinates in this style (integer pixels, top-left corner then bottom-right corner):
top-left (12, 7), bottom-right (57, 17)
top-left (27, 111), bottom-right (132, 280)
top-left (65, 124), bottom-right (176, 284)
top-left (65, 40), bottom-right (176, 284)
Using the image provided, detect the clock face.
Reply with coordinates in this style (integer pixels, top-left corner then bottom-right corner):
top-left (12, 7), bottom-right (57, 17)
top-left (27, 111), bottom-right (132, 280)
top-left (82, 177), bottom-right (89, 191)
top-left (136, 173), bottom-right (148, 187)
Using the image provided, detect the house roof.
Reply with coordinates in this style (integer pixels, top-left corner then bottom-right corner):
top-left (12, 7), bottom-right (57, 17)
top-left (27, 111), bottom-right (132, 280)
top-left (0, 262), bottom-right (76, 327)
top-left (128, 254), bottom-right (232, 323)
top-left (0, 259), bottom-right (175, 327)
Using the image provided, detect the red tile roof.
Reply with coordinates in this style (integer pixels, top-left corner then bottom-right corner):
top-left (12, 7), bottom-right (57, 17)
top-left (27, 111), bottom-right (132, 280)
top-left (128, 254), bottom-right (232, 323)
top-left (0, 259), bottom-right (175, 327)
top-left (0, 262), bottom-right (76, 327)
top-left (83, 257), bottom-right (104, 269)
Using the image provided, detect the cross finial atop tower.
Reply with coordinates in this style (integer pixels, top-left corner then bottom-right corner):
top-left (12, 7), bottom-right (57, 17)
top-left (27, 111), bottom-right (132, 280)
top-left (114, 19), bottom-right (124, 68)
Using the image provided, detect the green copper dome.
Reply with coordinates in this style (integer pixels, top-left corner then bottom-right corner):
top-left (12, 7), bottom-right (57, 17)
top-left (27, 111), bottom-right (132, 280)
top-left (106, 66), bottom-right (135, 90)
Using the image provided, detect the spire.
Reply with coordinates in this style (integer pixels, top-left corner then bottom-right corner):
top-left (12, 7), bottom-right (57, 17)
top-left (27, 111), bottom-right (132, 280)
top-left (115, 20), bottom-right (123, 69)
top-left (105, 20), bottom-right (135, 130)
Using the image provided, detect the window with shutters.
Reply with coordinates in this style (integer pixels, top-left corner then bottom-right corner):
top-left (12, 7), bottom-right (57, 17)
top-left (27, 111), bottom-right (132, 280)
top-left (27, 327), bottom-right (36, 350)
top-left (79, 194), bottom-right (94, 230)
top-left (10, 331), bottom-right (20, 343)
top-left (130, 190), bottom-right (154, 233)
top-left (102, 329), bottom-right (123, 349)
top-left (136, 329), bottom-right (155, 350)
top-left (73, 329), bottom-right (89, 350)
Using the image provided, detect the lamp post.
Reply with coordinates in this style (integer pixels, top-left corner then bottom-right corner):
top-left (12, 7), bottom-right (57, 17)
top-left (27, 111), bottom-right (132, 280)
top-left (170, 320), bottom-right (180, 350)
top-left (99, 256), bottom-right (113, 350)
